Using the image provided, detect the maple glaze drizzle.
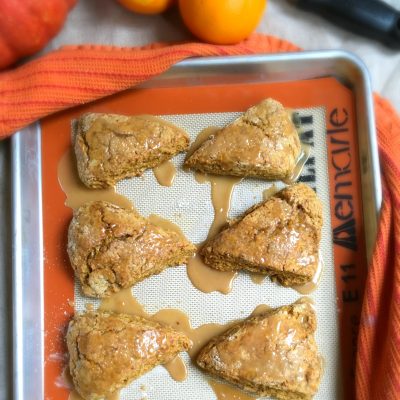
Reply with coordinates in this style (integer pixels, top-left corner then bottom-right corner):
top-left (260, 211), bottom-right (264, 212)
top-left (58, 148), bottom-right (134, 210)
top-left (148, 214), bottom-right (186, 237)
top-left (262, 184), bottom-right (279, 201)
top-left (195, 173), bottom-right (242, 239)
top-left (99, 288), bottom-right (230, 357)
top-left (293, 255), bottom-right (324, 295)
top-left (283, 143), bottom-right (311, 185)
top-left (187, 246), bottom-right (237, 295)
top-left (250, 274), bottom-right (267, 285)
top-left (185, 127), bottom-right (241, 294)
top-left (250, 304), bottom-right (272, 316)
top-left (68, 286), bottom-right (273, 400)
top-left (185, 126), bottom-right (219, 159)
top-left (153, 160), bottom-right (177, 187)
top-left (98, 288), bottom-right (228, 381)
top-left (164, 356), bottom-right (188, 382)
top-left (249, 252), bottom-right (324, 293)
top-left (208, 380), bottom-right (258, 400)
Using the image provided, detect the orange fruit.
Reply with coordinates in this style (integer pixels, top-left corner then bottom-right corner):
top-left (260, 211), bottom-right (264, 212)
top-left (117, 0), bottom-right (175, 14)
top-left (178, 0), bottom-right (266, 44)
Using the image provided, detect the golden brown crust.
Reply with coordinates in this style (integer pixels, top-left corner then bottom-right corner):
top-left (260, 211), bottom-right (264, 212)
top-left (196, 300), bottom-right (323, 400)
top-left (184, 98), bottom-right (301, 180)
top-left (201, 183), bottom-right (322, 286)
top-left (74, 113), bottom-right (190, 188)
top-left (67, 201), bottom-right (196, 298)
top-left (67, 311), bottom-right (191, 400)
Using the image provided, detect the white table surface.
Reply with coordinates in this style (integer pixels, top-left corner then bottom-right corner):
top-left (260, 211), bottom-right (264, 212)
top-left (1, 1), bottom-right (399, 400)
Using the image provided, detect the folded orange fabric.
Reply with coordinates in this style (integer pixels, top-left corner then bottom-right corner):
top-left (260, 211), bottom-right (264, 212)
top-left (0, 34), bottom-right (298, 138)
top-left (355, 96), bottom-right (400, 400)
top-left (1, 33), bottom-right (399, 400)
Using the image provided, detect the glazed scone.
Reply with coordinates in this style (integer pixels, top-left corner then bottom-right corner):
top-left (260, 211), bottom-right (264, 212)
top-left (201, 183), bottom-right (322, 286)
top-left (184, 98), bottom-right (301, 180)
top-left (68, 201), bottom-right (196, 297)
top-left (67, 311), bottom-right (192, 400)
top-left (197, 300), bottom-right (323, 400)
top-left (74, 113), bottom-right (190, 188)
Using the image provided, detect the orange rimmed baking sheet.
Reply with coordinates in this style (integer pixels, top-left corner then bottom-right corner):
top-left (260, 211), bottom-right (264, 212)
top-left (41, 77), bottom-right (366, 400)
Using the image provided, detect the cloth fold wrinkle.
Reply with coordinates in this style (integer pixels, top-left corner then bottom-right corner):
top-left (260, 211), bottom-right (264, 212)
top-left (0, 32), bottom-right (398, 400)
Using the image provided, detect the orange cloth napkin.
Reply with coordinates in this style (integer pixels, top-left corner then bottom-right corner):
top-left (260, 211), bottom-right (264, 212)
top-left (1, 34), bottom-right (399, 400)
top-left (0, 34), bottom-right (297, 138)
top-left (355, 95), bottom-right (400, 400)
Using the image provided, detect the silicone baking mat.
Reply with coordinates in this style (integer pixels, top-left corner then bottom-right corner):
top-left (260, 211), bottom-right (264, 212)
top-left (41, 78), bottom-right (366, 400)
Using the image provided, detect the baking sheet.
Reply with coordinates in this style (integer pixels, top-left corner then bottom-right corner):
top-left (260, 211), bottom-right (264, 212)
top-left (12, 52), bottom-right (381, 400)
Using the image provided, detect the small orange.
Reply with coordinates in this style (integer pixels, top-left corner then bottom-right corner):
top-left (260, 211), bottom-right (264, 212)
top-left (117, 0), bottom-right (175, 14)
top-left (178, 0), bottom-right (266, 44)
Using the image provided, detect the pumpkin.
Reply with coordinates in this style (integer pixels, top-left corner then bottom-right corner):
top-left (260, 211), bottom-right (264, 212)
top-left (0, 0), bottom-right (77, 69)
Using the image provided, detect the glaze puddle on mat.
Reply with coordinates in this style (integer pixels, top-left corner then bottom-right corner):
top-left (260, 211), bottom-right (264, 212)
top-left (153, 160), bottom-right (177, 187)
top-left (208, 380), bottom-right (258, 400)
top-left (185, 127), bottom-right (240, 294)
top-left (58, 147), bottom-right (192, 244)
top-left (58, 149), bottom-right (134, 210)
top-left (195, 172), bottom-right (242, 239)
top-left (164, 355), bottom-right (188, 382)
top-left (187, 245), bottom-right (237, 295)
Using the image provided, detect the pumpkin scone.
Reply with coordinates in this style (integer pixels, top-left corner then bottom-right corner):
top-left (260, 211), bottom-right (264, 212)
top-left (197, 299), bottom-right (323, 400)
top-left (67, 201), bottom-right (196, 298)
top-left (74, 113), bottom-right (190, 188)
top-left (201, 183), bottom-right (322, 286)
top-left (67, 311), bottom-right (192, 400)
top-left (184, 98), bottom-right (301, 180)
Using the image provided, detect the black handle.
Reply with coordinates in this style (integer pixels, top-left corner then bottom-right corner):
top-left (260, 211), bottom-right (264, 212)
top-left (293, 0), bottom-right (400, 49)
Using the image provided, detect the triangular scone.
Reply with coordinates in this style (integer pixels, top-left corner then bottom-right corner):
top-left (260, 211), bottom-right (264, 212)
top-left (74, 113), bottom-right (190, 188)
top-left (197, 300), bottom-right (323, 400)
top-left (68, 201), bottom-right (196, 298)
top-left (184, 98), bottom-right (301, 180)
top-left (67, 311), bottom-right (192, 400)
top-left (201, 183), bottom-right (322, 286)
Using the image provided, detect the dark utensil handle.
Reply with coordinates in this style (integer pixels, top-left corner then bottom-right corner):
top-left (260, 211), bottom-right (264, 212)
top-left (295, 0), bottom-right (400, 48)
